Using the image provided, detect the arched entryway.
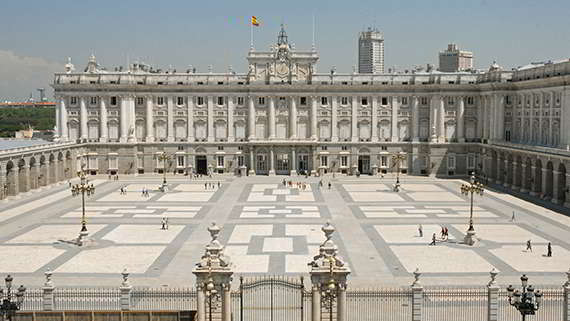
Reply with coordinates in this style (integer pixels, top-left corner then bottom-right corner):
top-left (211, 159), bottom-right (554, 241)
top-left (5, 160), bottom-right (17, 196)
top-left (523, 158), bottom-right (532, 192)
top-left (29, 157), bottom-right (38, 190)
top-left (49, 154), bottom-right (57, 184)
top-left (18, 158), bottom-right (29, 193)
top-left (194, 148), bottom-right (208, 175)
top-left (358, 148), bottom-right (371, 175)
top-left (39, 155), bottom-right (48, 186)
top-left (506, 154), bottom-right (513, 186)
top-left (255, 149), bottom-right (269, 175)
top-left (514, 155), bottom-right (523, 190)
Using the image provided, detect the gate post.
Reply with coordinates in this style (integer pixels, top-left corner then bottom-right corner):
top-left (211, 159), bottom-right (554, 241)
top-left (119, 268), bottom-right (132, 311)
top-left (193, 222), bottom-right (234, 321)
top-left (308, 222), bottom-right (351, 321)
top-left (411, 268), bottom-right (423, 321)
top-left (487, 268), bottom-right (499, 321)
top-left (42, 271), bottom-right (55, 311)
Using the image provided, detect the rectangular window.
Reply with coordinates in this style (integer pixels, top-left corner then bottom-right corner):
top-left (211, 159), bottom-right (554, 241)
top-left (238, 155), bottom-right (244, 167)
top-left (381, 146), bottom-right (387, 151)
top-left (341, 146), bottom-right (348, 151)
top-left (421, 97), bottom-right (428, 105)
top-left (341, 156), bottom-right (348, 167)
top-left (381, 97), bottom-right (388, 105)
top-left (321, 146), bottom-right (328, 151)
top-left (321, 97), bottom-right (328, 105)
top-left (217, 146), bottom-right (224, 151)
top-left (277, 154), bottom-right (289, 171)
top-left (467, 97), bottom-right (474, 105)
top-left (197, 97), bottom-right (204, 105)
top-left (217, 156), bottom-right (224, 167)
top-left (177, 97), bottom-right (184, 106)
top-left (70, 97), bottom-right (78, 105)
top-left (448, 97), bottom-right (454, 105)
top-left (300, 97), bottom-right (307, 105)
top-left (177, 156), bottom-right (185, 167)
top-left (258, 97), bottom-right (265, 105)
top-left (467, 155), bottom-right (475, 169)
top-left (447, 155), bottom-right (456, 169)
top-left (110, 96), bottom-right (117, 106)
top-left (177, 145), bottom-right (184, 151)
top-left (341, 97), bottom-right (348, 105)
top-left (381, 156), bottom-right (387, 167)
top-left (320, 156), bottom-right (328, 167)
top-left (109, 156), bottom-right (118, 169)
top-left (237, 97), bottom-right (244, 105)
top-left (217, 97), bottom-right (224, 106)
top-left (401, 97), bottom-right (408, 105)
top-left (361, 97), bottom-right (368, 106)
top-left (157, 97), bottom-right (165, 105)
top-left (90, 97), bottom-right (98, 105)
top-left (137, 97), bottom-right (144, 105)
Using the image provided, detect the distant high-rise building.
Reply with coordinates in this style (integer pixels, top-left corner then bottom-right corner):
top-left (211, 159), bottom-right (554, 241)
top-left (358, 28), bottom-right (384, 74)
top-left (438, 43), bottom-right (473, 72)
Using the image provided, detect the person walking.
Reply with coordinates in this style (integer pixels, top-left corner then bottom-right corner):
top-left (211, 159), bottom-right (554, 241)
top-left (443, 227), bottom-right (449, 240)
top-left (161, 217), bottom-right (167, 230)
top-left (328, 182), bottom-right (332, 190)
top-left (547, 242), bottom-right (552, 257)
top-left (418, 224), bottom-right (423, 237)
top-left (526, 239), bottom-right (532, 252)
top-left (429, 233), bottom-right (436, 245)
top-left (511, 211), bottom-right (516, 222)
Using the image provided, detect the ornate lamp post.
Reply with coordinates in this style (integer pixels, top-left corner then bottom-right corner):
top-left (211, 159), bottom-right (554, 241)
top-left (71, 171), bottom-right (95, 243)
top-left (391, 152), bottom-right (406, 191)
top-left (460, 174), bottom-right (484, 245)
top-left (0, 275), bottom-right (26, 321)
top-left (321, 256), bottom-right (338, 321)
top-left (506, 274), bottom-right (542, 321)
top-left (158, 152), bottom-right (171, 185)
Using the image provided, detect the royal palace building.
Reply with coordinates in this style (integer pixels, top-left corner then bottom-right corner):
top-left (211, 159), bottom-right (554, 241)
top-left (1, 26), bottom-right (570, 208)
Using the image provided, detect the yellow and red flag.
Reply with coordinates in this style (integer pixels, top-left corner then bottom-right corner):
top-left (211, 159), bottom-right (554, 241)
top-left (251, 16), bottom-right (260, 27)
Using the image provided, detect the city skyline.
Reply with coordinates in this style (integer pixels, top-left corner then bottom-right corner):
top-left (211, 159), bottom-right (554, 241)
top-left (1, 0), bottom-right (570, 100)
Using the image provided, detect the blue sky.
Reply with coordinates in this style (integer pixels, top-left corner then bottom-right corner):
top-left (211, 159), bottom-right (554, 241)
top-left (1, 0), bottom-right (569, 101)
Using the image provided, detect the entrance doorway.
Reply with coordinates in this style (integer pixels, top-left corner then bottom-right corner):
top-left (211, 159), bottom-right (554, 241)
top-left (298, 154), bottom-right (309, 174)
top-left (358, 155), bottom-right (371, 175)
top-left (196, 155), bottom-right (207, 175)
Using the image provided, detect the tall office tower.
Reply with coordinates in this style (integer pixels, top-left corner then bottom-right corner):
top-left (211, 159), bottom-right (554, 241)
top-left (358, 27), bottom-right (384, 74)
top-left (438, 43), bottom-right (474, 72)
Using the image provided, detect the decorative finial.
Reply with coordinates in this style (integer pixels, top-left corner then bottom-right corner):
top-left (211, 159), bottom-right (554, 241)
top-left (412, 268), bottom-right (422, 286)
top-left (488, 268), bottom-right (498, 286)
top-left (564, 268), bottom-right (570, 287)
top-left (121, 268), bottom-right (130, 287)
top-left (44, 270), bottom-right (54, 287)
top-left (322, 222), bottom-right (335, 243)
top-left (208, 222), bottom-right (221, 242)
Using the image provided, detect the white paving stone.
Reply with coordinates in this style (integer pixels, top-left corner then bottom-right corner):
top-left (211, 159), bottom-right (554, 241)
top-left (103, 225), bottom-right (184, 244)
top-left (225, 246), bottom-right (269, 273)
top-left (401, 184), bottom-right (445, 192)
top-left (247, 193), bottom-right (277, 202)
top-left (263, 237), bottom-right (293, 252)
top-left (174, 184), bottom-right (216, 192)
top-left (55, 246), bottom-right (165, 273)
top-left (285, 193), bottom-right (315, 202)
top-left (251, 184), bottom-right (277, 192)
top-left (360, 206), bottom-right (414, 211)
top-left (228, 225), bottom-right (273, 243)
top-left (364, 212), bottom-right (426, 218)
top-left (7, 225), bottom-right (107, 244)
top-left (157, 192), bottom-right (213, 202)
top-left (350, 192), bottom-right (405, 202)
top-left (97, 193), bottom-right (151, 202)
top-left (391, 245), bottom-right (496, 273)
top-left (134, 212), bottom-right (197, 218)
top-left (286, 225), bottom-right (324, 243)
top-left (272, 189), bottom-right (291, 195)
top-left (343, 184), bottom-right (390, 192)
top-left (405, 209), bottom-right (446, 214)
top-left (285, 246), bottom-right (319, 273)
top-left (408, 192), bottom-right (464, 202)
top-left (0, 246), bottom-right (66, 273)
top-left (438, 212), bottom-right (497, 218)
top-left (489, 245), bottom-right (570, 272)
top-left (115, 209), bottom-right (156, 214)
top-left (375, 225), bottom-right (443, 243)
top-left (451, 224), bottom-right (548, 243)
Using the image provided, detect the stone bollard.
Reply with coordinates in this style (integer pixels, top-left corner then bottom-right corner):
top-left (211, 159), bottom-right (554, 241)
top-left (308, 222), bottom-right (351, 321)
top-left (411, 268), bottom-right (423, 321)
top-left (119, 268), bottom-right (132, 311)
top-left (487, 268), bottom-right (499, 321)
top-left (42, 271), bottom-right (55, 311)
top-left (562, 269), bottom-right (570, 321)
top-left (193, 222), bottom-right (233, 321)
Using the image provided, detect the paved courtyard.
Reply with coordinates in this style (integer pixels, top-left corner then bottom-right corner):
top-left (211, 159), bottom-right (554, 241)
top-left (0, 174), bottom-right (569, 288)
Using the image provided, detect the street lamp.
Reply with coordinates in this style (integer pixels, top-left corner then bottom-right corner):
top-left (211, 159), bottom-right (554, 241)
top-left (71, 171), bottom-right (95, 243)
top-left (506, 274), bottom-right (542, 320)
top-left (158, 152), bottom-right (171, 185)
top-left (0, 275), bottom-right (26, 321)
top-left (321, 256), bottom-right (337, 321)
top-left (460, 174), bottom-right (484, 245)
top-left (391, 152), bottom-right (406, 187)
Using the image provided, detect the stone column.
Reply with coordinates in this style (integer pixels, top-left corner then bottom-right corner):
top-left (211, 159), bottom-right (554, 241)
top-left (351, 96), bottom-right (358, 142)
top-left (227, 96), bottom-right (235, 142)
top-left (496, 157), bottom-right (502, 184)
top-left (411, 269), bottom-right (423, 321)
top-left (311, 95), bottom-right (318, 140)
top-left (481, 96), bottom-right (488, 140)
top-left (207, 96), bottom-right (215, 142)
top-left (31, 162), bottom-right (39, 190)
top-left (529, 166), bottom-right (537, 196)
top-left (146, 96), bottom-right (154, 142)
top-left (80, 97), bottom-right (88, 141)
top-left (552, 170), bottom-right (560, 204)
top-left (248, 96), bottom-right (256, 140)
top-left (59, 96), bottom-right (69, 141)
top-left (487, 269), bottom-right (500, 321)
top-left (391, 96), bottom-right (400, 142)
top-left (371, 96), bottom-right (379, 142)
top-left (520, 163), bottom-right (528, 193)
top-left (54, 97), bottom-right (60, 141)
top-left (331, 96), bottom-right (339, 142)
top-left (309, 223), bottom-right (351, 321)
top-left (457, 96), bottom-right (465, 142)
top-left (563, 269), bottom-right (570, 321)
top-left (42, 271), bottom-right (55, 311)
top-left (120, 96), bottom-right (128, 143)
top-left (503, 159), bottom-right (509, 188)
top-left (19, 166), bottom-right (30, 193)
top-left (167, 96), bottom-right (175, 142)
top-left (430, 96), bottom-right (438, 143)
top-left (291, 148), bottom-right (297, 175)
top-left (193, 223), bottom-right (234, 321)
top-left (248, 147), bottom-right (255, 176)
top-left (119, 269), bottom-right (132, 311)
top-left (268, 96), bottom-right (276, 139)
top-left (269, 147), bottom-right (275, 176)
top-left (566, 173), bottom-right (570, 209)
top-left (476, 96), bottom-right (483, 140)
top-left (411, 96), bottom-right (419, 142)
top-left (512, 162), bottom-right (519, 191)
top-left (290, 96), bottom-right (297, 139)
top-left (0, 165), bottom-right (6, 200)
top-left (187, 96), bottom-right (194, 142)
top-left (541, 168), bottom-right (549, 200)
top-left (497, 95), bottom-right (505, 141)
top-left (127, 96), bottom-right (136, 143)
top-left (100, 97), bottom-right (108, 142)
top-left (438, 96), bottom-right (445, 143)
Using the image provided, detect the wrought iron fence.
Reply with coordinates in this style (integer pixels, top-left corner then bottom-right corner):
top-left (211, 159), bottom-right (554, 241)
top-left (21, 288), bottom-right (43, 311)
top-left (497, 287), bottom-right (564, 321)
top-left (131, 287), bottom-right (196, 311)
top-left (346, 287), bottom-right (412, 321)
top-left (423, 287), bottom-right (487, 321)
top-left (54, 288), bottom-right (121, 311)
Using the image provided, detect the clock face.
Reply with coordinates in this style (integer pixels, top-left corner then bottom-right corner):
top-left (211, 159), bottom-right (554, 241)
top-left (277, 63), bottom-right (289, 76)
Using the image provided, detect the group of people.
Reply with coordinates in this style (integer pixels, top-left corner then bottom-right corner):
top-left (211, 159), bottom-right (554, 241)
top-left (526, 240), bottom-right (553, 257)
top-left (190, 173), bottom-right (212, 179)
top-left (160, 217), bottom-right (169, 230)
top-left (318, 180), bottom-right (332, 190)
top-left (204, 181), bottom-right (221, 190)
top-left (119, 186), bottom-right (128, 195)
top-left (108, 174), bottom-right (119, 181)
top-left (282, 179), bottom-right (311, 191)
top-left (423, 225), bottom-right (450, 245)
top-left (140, 187), bottom-right (151, 197)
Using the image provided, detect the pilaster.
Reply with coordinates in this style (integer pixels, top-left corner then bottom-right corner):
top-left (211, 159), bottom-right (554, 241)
top-left (457, 96), bottom-right (465, 142)
top-left (541, 168), bottom-right (549, 200)
top-left (59, 96), bottom-right (69, 141)
top-left (99, 97), bottom-right (108, 142)
top-left (391, 96), bottom-right (400, 142)
top-left (227, 96), bottom-right (235, 142)
top-left (290, 96), bottom-right (297, 139)
top-left (331, 96), bottom-right (339, 142)
top-left (371, 96), bottom-right (379, 142)
top-left (248, 95), bottom-right (256, 140)
top-left (268, 96), bottom-right (276, 139)
top-left (411, 96), bottom-right (419, 142)
top-left (80, 97), bottom-right (88, 141)
top-left (207, 96), bottom-right (215, 142)
top-left (146, 96), bottom-right (155, 142)
top-left (167, 96), bottom-right (175, 142)
top-left (437, 96), bottom-right (445, 143)
top-left (311, 95), bottom-right (318, 140)
top-left (351, 96), bottom-right (358, 142)
top-left (119, 96), bottom-right (128, 143)
top-left (269, 147), bottom-right (275, 176)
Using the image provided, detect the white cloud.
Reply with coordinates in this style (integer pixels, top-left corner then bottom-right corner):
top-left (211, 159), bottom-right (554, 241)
top-left (0, 50), bottom-right (63, 102)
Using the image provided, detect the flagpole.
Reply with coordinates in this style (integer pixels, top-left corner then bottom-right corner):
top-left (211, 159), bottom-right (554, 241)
top-left (250, 18), bottom-right (253, 50)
